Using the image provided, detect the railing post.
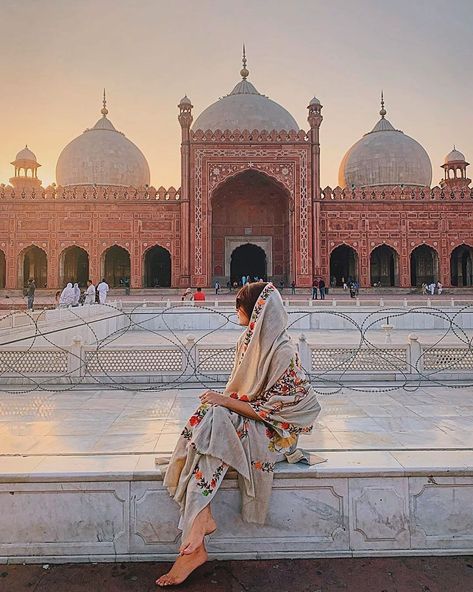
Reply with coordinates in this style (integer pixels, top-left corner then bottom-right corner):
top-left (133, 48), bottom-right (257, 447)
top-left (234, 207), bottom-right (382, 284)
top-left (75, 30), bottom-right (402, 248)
top-left (356, 297), bottom-right (360, 307)
top-left (183, 333), bottom-right (197, 379)
top-left (407, 333), bottom-right (423, 374)
top-left (297, 333), bottom-right (311, 372)
top-left (332, 299), bottom-right (337, 307)
top-left (68, 335), bottom-right (83, 378)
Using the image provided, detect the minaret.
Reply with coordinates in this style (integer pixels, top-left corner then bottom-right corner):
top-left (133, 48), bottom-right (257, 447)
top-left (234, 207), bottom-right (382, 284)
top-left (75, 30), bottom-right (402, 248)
top-left (10, 145), bottom-right (42, 188)
top-left (178, 94), bottom-right (193, 285)
top-left (440, 147), bottom-right (470, 189)
top-left (307, 96), bottom-right (323, 276)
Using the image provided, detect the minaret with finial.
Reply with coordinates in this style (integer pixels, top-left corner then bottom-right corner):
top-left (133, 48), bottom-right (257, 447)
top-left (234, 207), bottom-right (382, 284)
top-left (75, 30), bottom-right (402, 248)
top-left (178, 90), bottom-right (193, 285)
top-left (307, 94), bottom-right (323, 275)
top-left (240, 44), bottom-right (249, 80)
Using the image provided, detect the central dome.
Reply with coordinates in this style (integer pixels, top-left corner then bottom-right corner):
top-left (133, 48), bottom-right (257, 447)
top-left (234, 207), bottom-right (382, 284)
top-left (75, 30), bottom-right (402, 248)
top-left (193, 57), bottom-right (298, 132)
top-left (338, 99), bottom-right (432, 188)
top-left (56, 97), bottom-right (150, 187)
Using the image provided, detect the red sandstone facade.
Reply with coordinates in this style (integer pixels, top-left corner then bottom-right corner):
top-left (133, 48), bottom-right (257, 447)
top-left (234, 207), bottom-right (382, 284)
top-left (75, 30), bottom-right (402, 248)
top-left (1, 101), bottom-right (472, 291)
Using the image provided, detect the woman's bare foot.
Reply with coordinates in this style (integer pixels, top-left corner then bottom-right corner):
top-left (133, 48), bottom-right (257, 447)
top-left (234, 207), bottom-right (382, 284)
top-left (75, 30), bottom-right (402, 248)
top-left (179, 508), bottom-right (217, 555)
top-left (156, 542), bottom-right (208, 587)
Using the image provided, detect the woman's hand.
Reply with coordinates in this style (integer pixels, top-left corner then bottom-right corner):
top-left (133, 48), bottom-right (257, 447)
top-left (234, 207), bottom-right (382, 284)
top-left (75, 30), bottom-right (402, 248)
top-left (199, 390), bottom-right (227, 406)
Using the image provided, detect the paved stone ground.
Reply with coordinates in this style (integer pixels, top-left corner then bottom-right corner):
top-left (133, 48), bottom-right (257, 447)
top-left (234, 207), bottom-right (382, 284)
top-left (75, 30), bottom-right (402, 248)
top-left (1, 557), bottom-right (473, 591)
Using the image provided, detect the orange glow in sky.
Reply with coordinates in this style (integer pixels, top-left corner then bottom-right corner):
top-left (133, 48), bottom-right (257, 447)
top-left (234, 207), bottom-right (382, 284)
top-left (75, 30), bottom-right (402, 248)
top-left (1, 0), bottom-right (472, 188)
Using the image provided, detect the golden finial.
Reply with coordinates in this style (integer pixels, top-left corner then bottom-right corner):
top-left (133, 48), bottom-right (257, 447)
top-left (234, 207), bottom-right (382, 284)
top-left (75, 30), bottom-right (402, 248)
top-left (380, 90), bottom-right (387, 118)
top-left (240, 44), bottom-right (249, 80)
top-left (101, 88), bottom-right (109, 116)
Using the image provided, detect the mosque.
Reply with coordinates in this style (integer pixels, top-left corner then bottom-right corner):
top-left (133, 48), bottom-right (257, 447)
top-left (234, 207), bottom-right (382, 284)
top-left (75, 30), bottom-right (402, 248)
top-left (1, 52), bottom-right (472, 291)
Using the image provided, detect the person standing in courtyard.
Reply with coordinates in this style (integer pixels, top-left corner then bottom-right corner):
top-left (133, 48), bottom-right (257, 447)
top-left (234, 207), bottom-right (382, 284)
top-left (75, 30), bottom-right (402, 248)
top-left (319, 277), bottom-right (326, 300)
top-left (312, 277), bottom-right (318, 300)
top-left (84, 280), bottom-right (96, 305)
top-left (215, 280), bottom-right (220, 295)
top-left (26, 278), bottom-right (35, 311)
top-left (97, 278), bottom-right (109, 304)
top-left (156, 282), bottom-right (325, 587)
top-left (291, 280), bottom-right (296, 295)
top-left (72, 282), bottom-right (81, 306)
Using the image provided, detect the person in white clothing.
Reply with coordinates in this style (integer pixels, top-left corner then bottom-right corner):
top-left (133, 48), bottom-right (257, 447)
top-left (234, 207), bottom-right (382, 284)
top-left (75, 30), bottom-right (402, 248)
top-left (437, 281), bottom-right (443, 295)
top-left (72, 283), bottom-right (81, 306)
top-left (97, 278), bottom-right (109, 304)
top-left (59, 283), bottom-right (75, 307)
top-left (85, 280), bottom-right (96, 305)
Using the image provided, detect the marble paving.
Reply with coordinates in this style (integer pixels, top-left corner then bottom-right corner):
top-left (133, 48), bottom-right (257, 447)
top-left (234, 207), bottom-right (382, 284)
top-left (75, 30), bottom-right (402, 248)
top-left (0, 384), bottom-right (473, 474)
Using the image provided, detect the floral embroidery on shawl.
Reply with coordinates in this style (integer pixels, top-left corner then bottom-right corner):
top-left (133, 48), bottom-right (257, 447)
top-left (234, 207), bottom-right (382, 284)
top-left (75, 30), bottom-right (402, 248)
top-left (251, 460), bottom-right (275, 473)
top-left (193, 461), bottom-right (227, 496)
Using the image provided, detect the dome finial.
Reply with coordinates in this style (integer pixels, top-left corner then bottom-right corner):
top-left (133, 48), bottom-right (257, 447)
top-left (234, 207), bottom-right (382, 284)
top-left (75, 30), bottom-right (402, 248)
top-left (380, 90), bottom-right (387, 118)
top-left (101, 88), bottom-right (109, 117)
top-left (240, 44), bottom-right (249, 80)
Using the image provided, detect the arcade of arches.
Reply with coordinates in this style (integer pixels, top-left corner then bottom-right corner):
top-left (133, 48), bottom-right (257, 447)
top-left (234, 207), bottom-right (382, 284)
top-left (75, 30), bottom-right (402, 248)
top-left (211, 170), bottom-right (290, 285)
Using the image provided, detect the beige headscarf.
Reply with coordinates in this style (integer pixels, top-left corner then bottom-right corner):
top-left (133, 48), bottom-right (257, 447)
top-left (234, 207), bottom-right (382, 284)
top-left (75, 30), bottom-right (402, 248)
top-left (224, 282), bottom-right (297, 399)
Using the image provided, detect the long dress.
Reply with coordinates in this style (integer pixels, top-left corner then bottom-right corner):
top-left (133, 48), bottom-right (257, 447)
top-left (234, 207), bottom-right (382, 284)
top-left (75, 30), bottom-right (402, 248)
top-left (163, 353), bottom-right (322, 542)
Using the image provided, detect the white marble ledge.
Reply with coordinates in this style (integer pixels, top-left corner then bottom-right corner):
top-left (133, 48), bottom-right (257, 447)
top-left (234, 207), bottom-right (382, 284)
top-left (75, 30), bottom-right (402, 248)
top-left (1, 449), bottom-right (473, 483)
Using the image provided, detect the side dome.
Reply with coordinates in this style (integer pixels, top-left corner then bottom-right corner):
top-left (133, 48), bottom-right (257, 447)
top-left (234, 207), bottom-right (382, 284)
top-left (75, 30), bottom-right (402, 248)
top-left (56, 98), bottom-right (150, 187)
top-left (338, 99), bottom-right (432, 188)
top-left (192, 56), bottom-right (298, 132)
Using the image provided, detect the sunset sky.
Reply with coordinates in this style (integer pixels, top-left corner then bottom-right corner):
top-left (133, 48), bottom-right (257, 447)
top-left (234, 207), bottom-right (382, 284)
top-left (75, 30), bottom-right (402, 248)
top-left (1, 0), bottom-right (472, 188)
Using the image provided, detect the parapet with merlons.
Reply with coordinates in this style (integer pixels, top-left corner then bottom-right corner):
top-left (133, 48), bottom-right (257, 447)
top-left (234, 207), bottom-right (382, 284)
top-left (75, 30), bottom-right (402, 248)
top-left (190, 128), bottom-right (309, 143)
top-left (319, 185), bottom-right (473, 202)
top-left (0, 185), bottom-right (181, 202)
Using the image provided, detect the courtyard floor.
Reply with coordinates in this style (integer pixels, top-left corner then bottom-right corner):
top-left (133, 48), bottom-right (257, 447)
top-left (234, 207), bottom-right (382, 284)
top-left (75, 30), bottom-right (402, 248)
top-left (2, 555), bottom-right (473, 591)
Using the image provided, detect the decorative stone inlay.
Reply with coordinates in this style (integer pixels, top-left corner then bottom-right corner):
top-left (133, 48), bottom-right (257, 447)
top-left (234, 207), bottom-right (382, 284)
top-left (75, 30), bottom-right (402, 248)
top-left (193, 147), bottom-right (310, 278)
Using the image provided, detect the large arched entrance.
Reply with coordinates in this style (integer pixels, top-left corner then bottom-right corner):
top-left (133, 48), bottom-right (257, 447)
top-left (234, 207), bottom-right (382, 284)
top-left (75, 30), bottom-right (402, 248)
top-left (230, 244), bottom-right (267, 283)
top-left (211, 170), bottom-right (290, 285)
top-left (410, 245), bottom-right (439, 286)
top-left (103, 246), bottom-right (131, 287)
top-left (370, 245), bottom-right (399, 287)
top-left (144, 246), bottom-right (171, 287)
top-left (330, 245), bottom-right (358, 286)
top-left (0, 250), bottom-right (5, 289)
top-left (60, 246), bottom-right (89, 287)
top-left (20, 245), bottom-right (47, 288)
top-left (450, 244), bottom-right (473, 287)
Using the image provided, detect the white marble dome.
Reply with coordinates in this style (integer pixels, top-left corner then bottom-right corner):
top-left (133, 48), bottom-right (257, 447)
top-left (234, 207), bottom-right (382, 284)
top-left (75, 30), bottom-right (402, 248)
top-left (15, 146), bottom-right (37, 162)
top-left (444, 148), bottom-right (466, 164)
top-left (193, 74), bottom-right (298, 132)
top-left (338, 105), bottom-right (432, 188)
top-left (56, 104), bottom-right (150, 187)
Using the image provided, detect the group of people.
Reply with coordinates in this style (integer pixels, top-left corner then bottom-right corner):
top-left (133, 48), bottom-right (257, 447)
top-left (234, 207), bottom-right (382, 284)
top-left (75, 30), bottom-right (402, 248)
top-left (181, 287), bottom-right (206, 302)
top-left (341, 277), bottom-right (360, 298)
top-left (311, 277), bottom-right (327, 299)
top-left (55, 279), bottom-right (110, 308)
top-left (422, 281), bottom-right (443, 295)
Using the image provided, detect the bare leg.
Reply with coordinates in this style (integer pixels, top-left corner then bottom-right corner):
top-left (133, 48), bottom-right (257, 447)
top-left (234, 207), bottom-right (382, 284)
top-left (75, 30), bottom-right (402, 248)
top-left (179, 504), bottom-right (216, 555)
top-left (156, 541), bottom-right (208, 587)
